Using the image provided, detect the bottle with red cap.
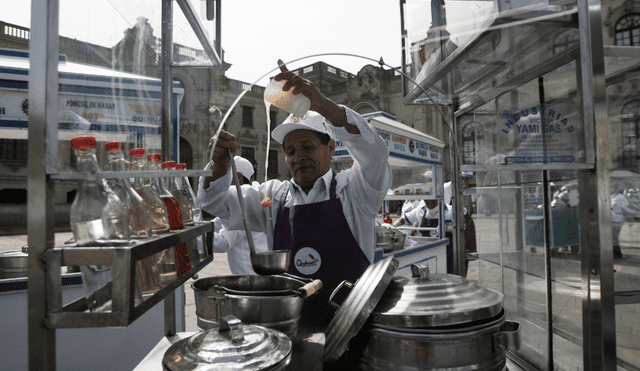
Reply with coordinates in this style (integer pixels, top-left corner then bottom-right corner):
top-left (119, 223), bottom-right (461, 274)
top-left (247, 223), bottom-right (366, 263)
top-left (175, 163), bottom-right (202, 223)
top-left (160, 161), bottom-right (194, 274)
top-left (176, 163), bottom-right (207, 262)
top-left (129, 149), bottom-right (170, 234)
top-left (130, 149), bottom-right (176, 286)
top-left (147, 153), bottom-right (163, 194)
top-left (162, 161), bottom-right (194, 226)
top-left (149, 159), bottom-right (191, 276)
top-left (105, 142), bottom-right (152, 238)
top-left (69, 136), bottom-right (128, 311)
top-left (70, 136), bottom-right (129, 244)
top-left (105, 143), bottom-right (161, 297)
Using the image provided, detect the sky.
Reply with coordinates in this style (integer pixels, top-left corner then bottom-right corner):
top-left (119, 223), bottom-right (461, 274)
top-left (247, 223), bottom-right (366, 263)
top-left (1, 0), bottom-right (407, 86)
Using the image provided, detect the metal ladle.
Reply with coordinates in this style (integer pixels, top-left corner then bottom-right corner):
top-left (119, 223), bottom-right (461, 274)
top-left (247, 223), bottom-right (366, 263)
top-left (227, 148), bottom-right (291, 275)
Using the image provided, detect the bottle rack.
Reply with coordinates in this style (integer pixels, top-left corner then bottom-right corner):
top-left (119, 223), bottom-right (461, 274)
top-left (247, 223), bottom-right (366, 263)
top-left (44, 222), bottom-right (213, 328)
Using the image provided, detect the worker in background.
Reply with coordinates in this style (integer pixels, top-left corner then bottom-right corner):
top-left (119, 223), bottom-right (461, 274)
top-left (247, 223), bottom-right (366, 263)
top-left (212, 156), bottom-right (269, 275)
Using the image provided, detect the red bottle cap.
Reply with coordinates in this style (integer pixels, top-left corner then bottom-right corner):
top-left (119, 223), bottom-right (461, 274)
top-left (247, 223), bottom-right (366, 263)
top-left (105, 142), bottom-right (124, 152)
top-left (162, 161), bottom-right (177, 169)
top-left (70, 136), bottom-right (97, 149)
top-left (130, 148), bottom-right (146, 158)
top-left (147, 154), bottom-right (162, 162)
top-left (176, 163), bottom-right (187, 170)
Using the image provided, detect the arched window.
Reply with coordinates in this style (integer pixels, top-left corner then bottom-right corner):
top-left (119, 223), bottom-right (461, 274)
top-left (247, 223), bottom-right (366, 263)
top-left (179, 136), bottom-right (193, 170)
top-left (620, 101), bottom-right (640, 167)
top-left (615, 14), bottom-right (640, 46)
top-left (462, 122), bottom-right (484, 165)
top-left (553, 29), bottom-right (579, 54)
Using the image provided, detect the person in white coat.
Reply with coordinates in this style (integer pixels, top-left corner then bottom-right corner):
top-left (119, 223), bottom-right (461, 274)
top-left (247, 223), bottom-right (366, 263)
top-left (211, 156), bottom-right (269, 275)
top-left (197, 61), bottom-right (392, 326)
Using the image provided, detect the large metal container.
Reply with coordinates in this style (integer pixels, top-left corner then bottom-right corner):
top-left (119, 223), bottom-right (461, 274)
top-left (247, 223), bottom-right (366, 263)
top-left (192, 275), bottom-right (307, 340)
top-left (0, 248), bottom-right (28, 279)
top-left (163, 315), bottom-right (292, 371)
top-left (354, 264), bottom-right (520, 370)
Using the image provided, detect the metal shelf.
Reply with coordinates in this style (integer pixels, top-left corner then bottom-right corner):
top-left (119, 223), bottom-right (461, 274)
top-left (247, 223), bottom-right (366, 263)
top-left (50, 169), bottom-right (211, 180)
top-left (43, 222), bottom-right (213, 329)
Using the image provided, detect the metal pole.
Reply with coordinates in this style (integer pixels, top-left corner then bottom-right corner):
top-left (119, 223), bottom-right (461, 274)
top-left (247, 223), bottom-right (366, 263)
top-left (28, 0), bottom-right (59, 369)
top-left (576, 0), bottom-right (616, 369)
top-left (161, 0), bottom-right (177, 337)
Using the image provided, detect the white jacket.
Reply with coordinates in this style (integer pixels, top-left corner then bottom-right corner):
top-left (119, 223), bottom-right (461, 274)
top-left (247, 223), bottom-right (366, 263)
top-left (213, 217), bottom-right (268, 275)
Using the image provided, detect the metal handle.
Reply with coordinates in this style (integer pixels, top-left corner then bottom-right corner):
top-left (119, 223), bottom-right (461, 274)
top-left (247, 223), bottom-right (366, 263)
top-left (219, 315), bottom-right (244, 343)
top-left (328, 280), bottom-right (353, 309)
top-left (493, 321), bottom-right (521, 352)
top-left (298, 279), bottom-right (323, 298)
top-left (228, 148), bottom-right (257, 255)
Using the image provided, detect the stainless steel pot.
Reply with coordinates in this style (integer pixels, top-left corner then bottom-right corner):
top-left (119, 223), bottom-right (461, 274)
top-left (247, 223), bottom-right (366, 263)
top-left (192, 275), bottom-right (315, 340)
top-left (353, 264), bottom-right (520, 371)
top-left (163, 315), bottom-right (292, 371)
top-left (0, 247), bottom-right (28, 279)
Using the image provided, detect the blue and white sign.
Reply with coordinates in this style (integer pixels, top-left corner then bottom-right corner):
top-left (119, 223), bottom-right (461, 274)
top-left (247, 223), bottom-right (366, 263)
top-left (498, 105), bottom-right (582, 164)
top-left (334, 129), bottom-right (443, 165)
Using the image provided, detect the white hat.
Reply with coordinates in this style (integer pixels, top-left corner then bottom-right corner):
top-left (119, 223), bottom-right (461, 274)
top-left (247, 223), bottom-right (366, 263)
top-left (461, 171), bottom-right (473, 178)
top-left (271, 111), bottom-right (333, 144)
top-left (233, 156), bottom-right (254, 179)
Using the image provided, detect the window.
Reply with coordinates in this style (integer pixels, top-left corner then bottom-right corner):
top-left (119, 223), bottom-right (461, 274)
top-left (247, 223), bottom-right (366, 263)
top-left (553, 29), bottom-right (579, 54)
top-left (268, 149), bottom-right (278, 178)
top-left (303, 66), bottom-right (313, 74)
top-left (179, 136), bottom-right (193, 170)
top-left (269, 110), bottom-right (278, 131)
top-left (242, 106), bottom-right (253, 128)
top-left (620, 101), bottom-right (640, 167)
top-left (462, 122), bottom-right (484, 165)
top-left (0, 139), bottom-right (28, 161)
top-left (615, 14), bottom-right (640, 46)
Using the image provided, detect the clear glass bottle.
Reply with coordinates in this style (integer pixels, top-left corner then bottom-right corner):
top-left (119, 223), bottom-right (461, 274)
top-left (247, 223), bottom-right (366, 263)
top-left (130, 149), bottom-right (176, 286)
top-left (175, 163), bottom-right (202, 223)
top-left (69, 136), bottom-right (128, 311)
top-left (174, 164), bottom-right (209, 264)
top-left (130, 149), bottom-right (170, 234)
top-left (104, 142), bottom-right (161, 299)
top-left (105, 142), bottom-right (152, 238)
top-left (156, 161), bottom-right (192, 276)
top-left (162, 161), bottom-right (194, 226)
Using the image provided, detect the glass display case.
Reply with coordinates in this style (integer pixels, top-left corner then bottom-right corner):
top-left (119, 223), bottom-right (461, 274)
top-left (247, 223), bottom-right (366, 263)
top-left (331, 111), bottom-right (449, 276)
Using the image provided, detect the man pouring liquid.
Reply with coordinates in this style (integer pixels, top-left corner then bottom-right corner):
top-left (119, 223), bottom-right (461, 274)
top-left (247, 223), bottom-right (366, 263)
top-left (197, 61), bottom-right (392, 326)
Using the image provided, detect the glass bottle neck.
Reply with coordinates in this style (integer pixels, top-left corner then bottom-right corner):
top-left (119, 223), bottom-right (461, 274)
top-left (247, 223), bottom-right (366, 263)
top-left (75, 149), bottom-right (101, 173)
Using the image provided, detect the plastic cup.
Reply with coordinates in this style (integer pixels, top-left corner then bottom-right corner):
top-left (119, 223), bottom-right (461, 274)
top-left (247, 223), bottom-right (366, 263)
top-left (264, 78), bottom-right (311, 117)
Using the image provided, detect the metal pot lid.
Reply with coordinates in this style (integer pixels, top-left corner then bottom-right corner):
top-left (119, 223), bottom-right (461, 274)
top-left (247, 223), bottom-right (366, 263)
top-left (324, 256), bottom-right (399, 363)
top-left (163, 315), bottom-right (292, 371)
top-left (371, 263), bottom-right (504, 328)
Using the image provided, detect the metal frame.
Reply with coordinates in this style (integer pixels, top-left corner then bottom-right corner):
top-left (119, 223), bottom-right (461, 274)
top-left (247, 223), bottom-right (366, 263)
top-left (27, 0), bottom-right (220, 369)
top-left (401, 0), bottom-right (619, 369)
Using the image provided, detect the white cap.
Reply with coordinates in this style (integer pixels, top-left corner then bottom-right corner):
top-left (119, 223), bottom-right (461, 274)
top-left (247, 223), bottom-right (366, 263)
top-left (234, 156), bottom-right (254, 179)
top-left (271, 111), bottom-right (333, 144)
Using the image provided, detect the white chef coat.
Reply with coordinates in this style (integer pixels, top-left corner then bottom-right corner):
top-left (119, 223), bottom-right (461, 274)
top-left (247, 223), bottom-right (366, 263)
top-left (404, 201), bottom-right (452, 238)
top-left (197, 106), bottom-right (392, 263)
top-left (213, 217), bottom-right (268, 275)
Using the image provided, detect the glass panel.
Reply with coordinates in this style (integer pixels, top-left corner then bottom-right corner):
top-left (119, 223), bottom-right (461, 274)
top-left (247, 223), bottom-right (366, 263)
top-left (605, 47), bottom-right (640, 369)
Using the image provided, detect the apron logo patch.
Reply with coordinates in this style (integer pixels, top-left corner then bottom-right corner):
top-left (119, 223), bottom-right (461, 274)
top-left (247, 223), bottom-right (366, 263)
top-left (294, 247), bottom-right (321, 275)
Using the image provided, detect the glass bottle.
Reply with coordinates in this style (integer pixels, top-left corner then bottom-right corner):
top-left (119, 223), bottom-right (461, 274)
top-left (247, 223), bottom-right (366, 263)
top-left (147, 153), bottom-right (163, 194)
top-left (157, 161), bottom-right (192, 276)
top-left (130, 149), bottom-right (176, 286)
top-left (175, 163), bottom-right (202, 222)
top-left (105, 142), bottom-right (152, 238)
top-left (129, 149), bottom-right (170, 234)
top-left (175, 163), bottom-right (207, 263)
top-left (162, 161), bottom-right (194, 226)
top-left (69, 136), bottom-right (128, 311)
top-left (104, 142), bottom-right (161, 298)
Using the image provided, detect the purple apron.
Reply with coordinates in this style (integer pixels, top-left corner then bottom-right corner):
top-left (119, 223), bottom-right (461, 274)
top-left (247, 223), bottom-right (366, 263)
top-left (273, 173), bottom-right (370, 326)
